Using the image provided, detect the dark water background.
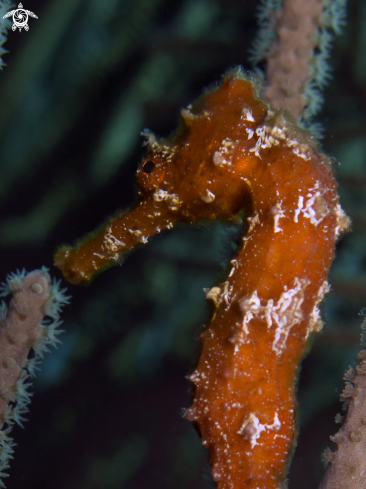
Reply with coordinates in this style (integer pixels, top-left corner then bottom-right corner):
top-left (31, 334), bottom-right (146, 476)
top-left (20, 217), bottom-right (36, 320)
top-left (0, 0), bottom-right (365, 488)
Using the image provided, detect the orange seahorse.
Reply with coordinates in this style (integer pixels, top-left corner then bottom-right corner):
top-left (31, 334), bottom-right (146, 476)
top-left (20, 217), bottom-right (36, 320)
top-left (54, 69), bottom-right (349, 489)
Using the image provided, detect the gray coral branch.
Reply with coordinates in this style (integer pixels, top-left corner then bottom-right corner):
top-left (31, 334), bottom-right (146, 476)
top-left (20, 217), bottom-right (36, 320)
top-left (319, 318), bottom-right (366, 489)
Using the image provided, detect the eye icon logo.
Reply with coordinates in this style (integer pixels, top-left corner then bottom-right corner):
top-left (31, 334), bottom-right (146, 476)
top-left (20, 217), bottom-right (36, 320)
top-left (2, 3), bottom-right (38, 32)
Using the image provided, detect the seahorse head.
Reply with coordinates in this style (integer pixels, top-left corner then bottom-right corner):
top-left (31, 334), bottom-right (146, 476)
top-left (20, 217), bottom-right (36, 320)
top-left (135, 71), bottom-right (266, 223)
top-left (54, 71), bottom-right (273, 284)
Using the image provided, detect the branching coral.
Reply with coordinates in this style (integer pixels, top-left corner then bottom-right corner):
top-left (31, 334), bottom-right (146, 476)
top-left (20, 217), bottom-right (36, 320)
top-left (320, 318), bottom-right (366, 488)
top-left (0, 269), bottom-right (69, 486)
top-left (251, 0), bottom-right (347, 129)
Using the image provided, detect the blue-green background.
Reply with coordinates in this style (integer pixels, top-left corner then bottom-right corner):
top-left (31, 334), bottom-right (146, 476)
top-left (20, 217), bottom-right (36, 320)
top-left (0, 0), bottom-right (365, 488)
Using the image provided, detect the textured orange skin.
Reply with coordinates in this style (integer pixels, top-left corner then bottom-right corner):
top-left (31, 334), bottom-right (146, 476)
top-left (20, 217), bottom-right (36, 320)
top-left (55, 72), bottom-right (345, 489)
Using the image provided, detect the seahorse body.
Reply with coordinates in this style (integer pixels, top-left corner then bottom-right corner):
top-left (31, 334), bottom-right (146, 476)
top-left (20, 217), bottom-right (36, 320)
top-left (54, 69), bottom-right (349, 489)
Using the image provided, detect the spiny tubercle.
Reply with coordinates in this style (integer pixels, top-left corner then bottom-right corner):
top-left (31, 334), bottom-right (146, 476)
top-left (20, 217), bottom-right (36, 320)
top-left (54, 69), bottom-right (349, 489)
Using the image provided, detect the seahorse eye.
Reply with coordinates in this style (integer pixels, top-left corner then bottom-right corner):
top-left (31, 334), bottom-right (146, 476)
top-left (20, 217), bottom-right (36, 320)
top-left (143, 160), bottom-right (155, 174)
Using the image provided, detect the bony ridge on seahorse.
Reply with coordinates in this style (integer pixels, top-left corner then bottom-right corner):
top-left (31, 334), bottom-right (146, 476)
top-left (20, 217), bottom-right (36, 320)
top-left (54, 68), bottom-right (350, 489)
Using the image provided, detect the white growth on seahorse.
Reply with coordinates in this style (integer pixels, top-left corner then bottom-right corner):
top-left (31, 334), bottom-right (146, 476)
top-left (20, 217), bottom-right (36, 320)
top-left (293, 181), bottom-right (330, 226)
top-left (307, 280), bottom-right (330, 337)
top-left (236, 278), bottom-right (309, 354)
top-left (271, 199), bottom-right (286, 233)
top-left (237, 411), bottom-right (281, 449)
top-left (212, 138), bottom-right (235, 167)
